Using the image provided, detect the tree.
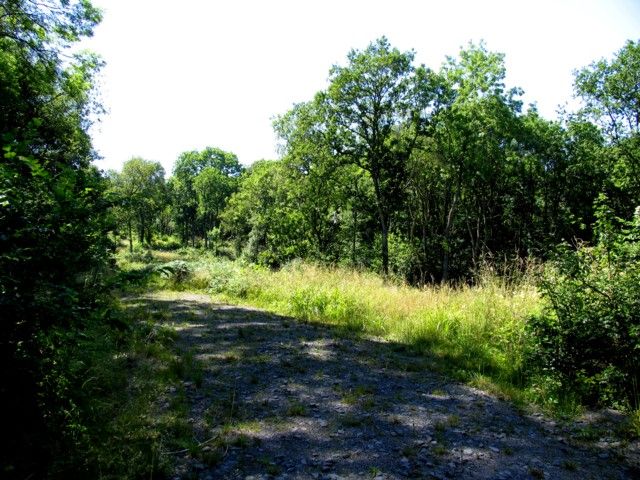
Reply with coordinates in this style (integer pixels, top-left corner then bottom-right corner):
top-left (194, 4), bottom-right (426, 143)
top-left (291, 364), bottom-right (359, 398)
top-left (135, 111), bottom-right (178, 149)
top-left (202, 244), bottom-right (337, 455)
top-left (221, 160), bottom-right (311, 265)
top-left (0, 0), bottom-right (109, 475)
top-left (111, 158), bottom-right (166, 251)
top-left (324, 37), bottom-right (432, 276)
top-left (274, 99), bottom-right (361, 262)
top-left (574, 39), bottom-right (640, 209)
top-left (172, 147), bottom-right (242, 246)
top-left (194, 166), bottom-right (233, 250)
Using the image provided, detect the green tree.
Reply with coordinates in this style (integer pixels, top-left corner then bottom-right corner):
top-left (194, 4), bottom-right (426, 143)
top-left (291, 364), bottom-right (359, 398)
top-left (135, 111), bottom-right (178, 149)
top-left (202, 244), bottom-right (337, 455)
top-left (172, 147), bottom-right (242, 246)
top-left (324, 37), bottom-right (432, 276)
top-left (221, 160), bottom-right (311, 265)
top-left (111, 157), bottom-right (166, 251)
top-left (274, 99), bottom-right (362, 262)
top-left (0, 0), bottom-right (109, 475)
top-left (193, 166), bottom-right (234, 250)
top-left (574, 40), bottom-right (640, 206)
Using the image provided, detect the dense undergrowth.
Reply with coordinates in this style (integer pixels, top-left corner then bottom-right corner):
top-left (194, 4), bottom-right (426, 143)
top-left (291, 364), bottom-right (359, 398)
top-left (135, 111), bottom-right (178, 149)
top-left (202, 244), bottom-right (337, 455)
top-left (21, 297), bottom-right (199, 479)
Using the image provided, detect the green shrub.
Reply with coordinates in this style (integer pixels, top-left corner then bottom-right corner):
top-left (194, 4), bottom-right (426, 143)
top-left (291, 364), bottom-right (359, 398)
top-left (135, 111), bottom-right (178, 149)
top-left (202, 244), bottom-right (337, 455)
top-left (527, 203), bottom-right (640, 409)
top-left (155, 260), bottom-right (193, 284)
top-left (153, 235), bottom-right (182, 251)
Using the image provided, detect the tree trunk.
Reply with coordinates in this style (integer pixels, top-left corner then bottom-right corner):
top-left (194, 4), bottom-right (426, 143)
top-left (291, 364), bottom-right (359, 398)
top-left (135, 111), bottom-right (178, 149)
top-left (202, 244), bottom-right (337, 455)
top-left (372, 173), bottom-right (390, 277)
top-left (381, 217), bottom-right (389, 277)
top-left (138, 213), bottom-right (144, 244)
top-left (128, 219), bottom-right (133, 253)
top-left (351, 208), bottom-right (358, 266)
top-left (442, 191), bottom-right (458, 283)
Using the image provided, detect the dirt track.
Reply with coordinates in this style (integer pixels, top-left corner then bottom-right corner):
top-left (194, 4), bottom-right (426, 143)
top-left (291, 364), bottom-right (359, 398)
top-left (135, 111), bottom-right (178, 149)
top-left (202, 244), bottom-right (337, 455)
top-left (125, 291), bottom-right (638, 480)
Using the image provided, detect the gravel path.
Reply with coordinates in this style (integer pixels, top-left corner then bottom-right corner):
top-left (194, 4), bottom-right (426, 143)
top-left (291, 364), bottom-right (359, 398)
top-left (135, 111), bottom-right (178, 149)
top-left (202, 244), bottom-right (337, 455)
top-left (127, 292), bottom-right (638, 480)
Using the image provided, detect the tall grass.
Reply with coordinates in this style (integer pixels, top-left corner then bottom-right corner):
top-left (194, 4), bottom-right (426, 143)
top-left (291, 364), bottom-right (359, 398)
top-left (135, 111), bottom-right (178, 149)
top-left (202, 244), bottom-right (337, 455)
top-left (176, 255), bottom-right (541, 397)
top-left (116, 248), bottom-right (542, 403)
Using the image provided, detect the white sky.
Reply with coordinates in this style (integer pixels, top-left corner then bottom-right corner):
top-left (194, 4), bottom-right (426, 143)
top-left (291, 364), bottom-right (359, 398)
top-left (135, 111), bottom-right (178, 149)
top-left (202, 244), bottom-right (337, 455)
top-left (81, 0), bottom-right (640, 175)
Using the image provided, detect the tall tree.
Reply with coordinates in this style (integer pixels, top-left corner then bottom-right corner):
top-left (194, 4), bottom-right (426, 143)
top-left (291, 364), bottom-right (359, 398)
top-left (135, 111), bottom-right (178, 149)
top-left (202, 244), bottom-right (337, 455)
top-left (111, 158), bottom-right (166, 251)
top-left (194, 166), bottom-right (234, 249)
top-left (324, 37), bottom-right (432, 275)
top-left (0, 0), bottom-right (108, 475)
top-left (221, 160), bottom-right (311, 265)
top-left (574, 39), bottom-right (640, 208)
top-left (172, 147), bottom-right (242, 246)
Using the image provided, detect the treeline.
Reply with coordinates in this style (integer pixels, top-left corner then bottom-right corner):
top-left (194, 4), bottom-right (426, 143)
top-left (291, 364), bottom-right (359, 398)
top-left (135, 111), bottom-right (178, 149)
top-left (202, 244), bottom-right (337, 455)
top-left (112, 38), bottom-right (639, 283)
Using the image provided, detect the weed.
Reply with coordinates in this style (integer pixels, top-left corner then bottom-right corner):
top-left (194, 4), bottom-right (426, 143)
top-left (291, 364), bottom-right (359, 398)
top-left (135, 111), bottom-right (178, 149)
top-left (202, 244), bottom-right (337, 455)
top-left (286, 401), bottom-right (308, 416)
top-left (574, 426), bottom-right (601, 442)
top-left (625, 409), bottom-right (640, 438)
top-left (562, 460), bottom-right (577, 471)
top-left (258, 457), bottom-right (282, 475)
top-left (433, 444), bottom-right (448, 456)
top-left (339, 413), bottom-right (372, 428)
top-left (198, 447), bottom-right (224, 466)
top-left (169, 349), bottom-right (204, 387)
top-left (447, 414), bottom-right (460, 427)
top-left (361, 397), bottom-right (377, 410)
top-left (401, 445), bottom-right (418, 458)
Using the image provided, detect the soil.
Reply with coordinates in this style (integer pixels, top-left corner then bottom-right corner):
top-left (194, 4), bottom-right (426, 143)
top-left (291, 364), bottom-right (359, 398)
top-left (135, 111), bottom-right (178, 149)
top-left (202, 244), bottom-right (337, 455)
top-left (124, 292), bottom-right (639, 480)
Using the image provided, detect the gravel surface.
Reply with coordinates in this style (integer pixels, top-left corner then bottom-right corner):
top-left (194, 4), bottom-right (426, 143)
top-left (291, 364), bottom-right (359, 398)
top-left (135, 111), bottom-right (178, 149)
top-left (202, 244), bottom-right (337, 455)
top-left (127, 292), bottom-right (639, 480)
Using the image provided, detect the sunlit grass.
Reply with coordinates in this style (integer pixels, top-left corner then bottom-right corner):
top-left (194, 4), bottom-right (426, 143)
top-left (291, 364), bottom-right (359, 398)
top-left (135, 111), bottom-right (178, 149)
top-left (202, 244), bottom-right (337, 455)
top-left (193, 255), bottom-right (541, 398)
top-left (117, 248), bottom-right (542, 403)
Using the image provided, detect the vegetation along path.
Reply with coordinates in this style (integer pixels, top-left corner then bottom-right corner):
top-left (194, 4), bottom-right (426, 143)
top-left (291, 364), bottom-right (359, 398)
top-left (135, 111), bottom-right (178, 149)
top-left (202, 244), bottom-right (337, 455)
top-left (126, 291), bottom-right (638, 480)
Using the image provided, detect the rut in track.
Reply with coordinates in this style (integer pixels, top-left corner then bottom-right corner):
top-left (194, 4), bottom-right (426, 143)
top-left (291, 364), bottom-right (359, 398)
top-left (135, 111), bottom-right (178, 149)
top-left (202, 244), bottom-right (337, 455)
top-left (124, 292), bottom-right (638, 480)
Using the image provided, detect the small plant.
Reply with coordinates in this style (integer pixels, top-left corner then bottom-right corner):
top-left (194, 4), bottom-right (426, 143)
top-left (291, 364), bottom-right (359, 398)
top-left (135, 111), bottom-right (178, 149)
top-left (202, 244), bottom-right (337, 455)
top-left (574, 426), bottom-right (602, 442)
top-left (198, 447), bottom-right (224, 466)
top-left (626, 409), bottom-right (640, 438)
top-left (433, 444), bottom-right (448, 456)
top-left (447, 414), bottom-right (460, 427)
top-left (434, 420), bottom-right (446, 433)
top-left (286, 401), bottom-right (307, 416)
top-left (169, 349), bottom-right (204, 387)
top-left (339, 413), bottom-right (370, 428)
top-left (401, 445), bottom-right (418, 458)
top-left (155, 260), bottom-right (193, 284)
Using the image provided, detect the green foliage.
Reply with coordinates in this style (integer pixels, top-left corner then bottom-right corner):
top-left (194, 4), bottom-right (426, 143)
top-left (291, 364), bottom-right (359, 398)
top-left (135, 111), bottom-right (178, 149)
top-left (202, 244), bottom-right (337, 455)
top-left (574, 39), bottom-right (640, 207)
top-left (108, 157), bottom-right (166, 249)
top-left (172, 146), bottom-right (243, 247)
top-left (155, 260), bottom-right (193, 283)
top-left (527, 202), bottom-right (640, 409)
top-left (153, 234), bottom-right (182, 250)
top-left (0, 0), bottom-right (114, 476)
top-left (221, 160), bottom-right (312, 266)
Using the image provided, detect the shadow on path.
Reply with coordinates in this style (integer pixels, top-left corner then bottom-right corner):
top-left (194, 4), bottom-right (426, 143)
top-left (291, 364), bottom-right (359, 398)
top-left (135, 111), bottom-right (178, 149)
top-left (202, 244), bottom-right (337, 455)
top-left (123, 293), bottom-right (636, 480)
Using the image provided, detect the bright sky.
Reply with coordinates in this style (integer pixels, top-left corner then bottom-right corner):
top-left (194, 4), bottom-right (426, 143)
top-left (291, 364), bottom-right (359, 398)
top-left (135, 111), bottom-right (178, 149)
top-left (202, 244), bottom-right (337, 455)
top-left (81, 0), bottom-right (640, 175)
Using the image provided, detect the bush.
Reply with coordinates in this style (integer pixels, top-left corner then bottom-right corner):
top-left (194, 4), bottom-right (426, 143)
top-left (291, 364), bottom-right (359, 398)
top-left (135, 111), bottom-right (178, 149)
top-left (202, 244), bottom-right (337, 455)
top-left (155, 260), bottom-right (193, 284)
top-left (153, 235), bottom-right (182, 251)
top-left (527, 204), bottom-right (640, 409)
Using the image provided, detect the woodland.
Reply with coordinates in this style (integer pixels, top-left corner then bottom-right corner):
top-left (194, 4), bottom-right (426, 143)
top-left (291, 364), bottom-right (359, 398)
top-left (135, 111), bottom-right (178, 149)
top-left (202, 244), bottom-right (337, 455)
top-left (1, 0), bottom-right (639, 477)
